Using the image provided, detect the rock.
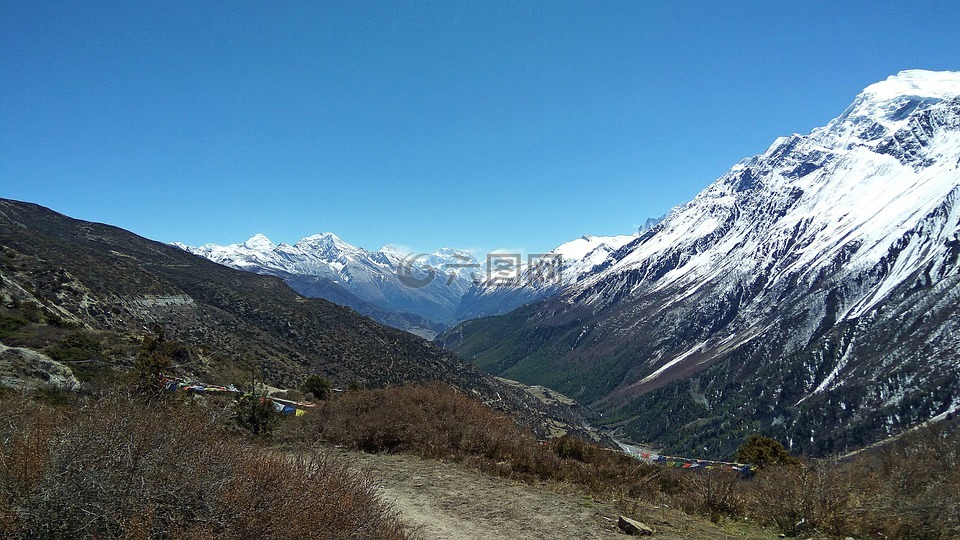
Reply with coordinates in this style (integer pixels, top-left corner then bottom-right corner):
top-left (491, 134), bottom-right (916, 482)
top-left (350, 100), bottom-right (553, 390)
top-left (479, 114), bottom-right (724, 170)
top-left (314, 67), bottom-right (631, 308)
top-left (0, 344), bottom-right (80, 390)
top-left (617, 515), bottom-right (654, 536)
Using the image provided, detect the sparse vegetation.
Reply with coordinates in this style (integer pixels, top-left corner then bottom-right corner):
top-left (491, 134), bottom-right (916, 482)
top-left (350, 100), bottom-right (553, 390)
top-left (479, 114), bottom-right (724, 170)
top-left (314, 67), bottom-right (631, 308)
top-left (2, 352), bottom-right (957, 539)
top-left (284, 381), bottom-right (960, 539)
top-left (0, 313), bottom-right (27, 339)
top-left (0, 393), bottom-right (416, 540)
top-left (289, 382), bottom-right (675, 500)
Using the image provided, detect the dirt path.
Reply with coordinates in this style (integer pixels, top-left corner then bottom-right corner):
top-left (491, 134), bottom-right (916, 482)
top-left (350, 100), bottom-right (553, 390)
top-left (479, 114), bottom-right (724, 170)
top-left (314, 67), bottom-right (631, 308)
top-left (331, 448), bottom-right (779, 540)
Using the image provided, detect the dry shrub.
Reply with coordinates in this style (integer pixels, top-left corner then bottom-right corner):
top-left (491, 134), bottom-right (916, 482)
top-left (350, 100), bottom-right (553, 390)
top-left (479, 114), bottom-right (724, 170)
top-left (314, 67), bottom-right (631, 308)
top-left (297, 382), bottom-right (669, 501)
top-left (0, 394), bottom-right (415, 540)
top-left (745, 460), bottom-right (851, 536)
top-left (548, 435), bottom-right (668, 500)
top-left (742, 425), bottom-right (960, 540)
top-left (218, 451), bottom-right (411, 540)
top-left (676, 469), bottom-right (746, 519)
top-left (843, 425), bottom-right (960, 540)
top-left (302, 381), bottom-right (537, 460)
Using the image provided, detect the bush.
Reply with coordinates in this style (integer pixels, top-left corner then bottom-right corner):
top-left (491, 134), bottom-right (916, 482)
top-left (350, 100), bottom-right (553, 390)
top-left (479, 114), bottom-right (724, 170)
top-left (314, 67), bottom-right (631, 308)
top-left (680, 469), bottom-right (745, 519)
top-left (292, 382), bottom-right (668, 501)
top-left (842, 425), bottom-right (960, 539)
top-left (733, 434), bottom-right (800, 469)
top-left (234, 394), bottom-right (280, 436)
top-left (301, 374), bottom-right (331, 401)
top-left (0, 313), bottom-right (27, 340)
top-left (0, 394), bottom-right (415, 539)
top-left (746, 460), bottom-right (851, 535)
top-left (45, 330), bottom-right (103, 364)
top-left (301, 381), bottom-right (526, 458)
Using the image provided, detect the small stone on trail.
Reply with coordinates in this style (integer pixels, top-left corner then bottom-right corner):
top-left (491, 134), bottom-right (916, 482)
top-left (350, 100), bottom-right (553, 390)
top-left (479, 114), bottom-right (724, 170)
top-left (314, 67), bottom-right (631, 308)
top-left (617, 515), bottom-right (654, 536)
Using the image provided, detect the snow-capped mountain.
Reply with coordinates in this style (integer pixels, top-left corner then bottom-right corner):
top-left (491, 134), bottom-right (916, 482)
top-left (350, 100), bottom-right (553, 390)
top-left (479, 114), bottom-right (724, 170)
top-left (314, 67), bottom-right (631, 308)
top-left (454, 233), bottom-right (639, 321)
top-left (176, 234), bottom-right (482, 337)
top-left (441, 70), bottom-right (960, 457)
top-left (178, 228), bottom-right (647, 338)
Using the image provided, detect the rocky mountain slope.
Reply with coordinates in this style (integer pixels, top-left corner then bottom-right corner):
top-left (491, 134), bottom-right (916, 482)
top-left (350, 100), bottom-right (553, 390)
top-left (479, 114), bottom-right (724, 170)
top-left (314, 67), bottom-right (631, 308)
top-left (440, 70), bottom-right (960, 457)
top-left (0, 198), bottom-right (603, 442)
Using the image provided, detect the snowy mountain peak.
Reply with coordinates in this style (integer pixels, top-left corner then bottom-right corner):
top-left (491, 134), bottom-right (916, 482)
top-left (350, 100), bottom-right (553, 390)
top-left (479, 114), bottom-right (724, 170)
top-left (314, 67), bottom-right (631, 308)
top-left (821, 70), bottom-right (960, 146)
top-left (296, 232), bottom-right (347, 247)
top-left (379, 244), bottom-right (407, 256)
top-left (243, 233), bottom-right (276, 251)
top-left (442, 70), bottom-right (960, 457)
top-left (551, 234), bottom-right (636, 261)
top-left (433, 247), bottom-right (473, 258)
top-left (862, 69), bottom-right (960, 102)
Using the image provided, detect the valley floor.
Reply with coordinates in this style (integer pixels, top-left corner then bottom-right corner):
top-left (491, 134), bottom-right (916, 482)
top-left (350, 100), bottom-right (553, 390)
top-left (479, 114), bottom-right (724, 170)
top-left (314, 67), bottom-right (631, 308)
top-left (332, 448), bottom-right (780, 540)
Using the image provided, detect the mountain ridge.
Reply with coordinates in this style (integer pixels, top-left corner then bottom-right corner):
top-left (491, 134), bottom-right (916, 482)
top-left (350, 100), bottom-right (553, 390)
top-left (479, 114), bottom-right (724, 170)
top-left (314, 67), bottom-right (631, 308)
top-left (0, 197), bottom-right (608, 444)
top-left (177, 228), bottom-right (652, 336)
top-left (441, 69), bottom-right (960, 457)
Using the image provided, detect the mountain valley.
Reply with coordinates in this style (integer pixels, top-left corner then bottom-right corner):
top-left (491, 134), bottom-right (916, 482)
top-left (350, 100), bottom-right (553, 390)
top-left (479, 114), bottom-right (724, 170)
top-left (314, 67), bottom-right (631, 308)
top-left (441, 70), bottom-right (960, 457)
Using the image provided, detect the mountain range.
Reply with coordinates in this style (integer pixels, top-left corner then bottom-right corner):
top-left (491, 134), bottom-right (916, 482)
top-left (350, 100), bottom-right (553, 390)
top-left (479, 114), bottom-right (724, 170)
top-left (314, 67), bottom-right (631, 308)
top-left (6, 69), bottom-right (958, 460)
top-left (0, 198), bottom-right (604, 442)
top-left (176, 227), bottom-right (653, 337)
top-left (440, 69), bottom-right (960, 457)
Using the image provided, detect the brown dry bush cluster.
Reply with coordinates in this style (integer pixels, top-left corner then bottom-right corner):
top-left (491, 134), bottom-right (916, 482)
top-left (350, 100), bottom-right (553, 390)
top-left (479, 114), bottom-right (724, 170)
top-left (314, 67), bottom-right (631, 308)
top-left (291, 382), bottom-right (671, 500)
top-left (0, 393), bottom-right (416, 540)
top-left (292, 382), bottom-right (960, 539)
top-left (735, 426), bottom-right (960, 539)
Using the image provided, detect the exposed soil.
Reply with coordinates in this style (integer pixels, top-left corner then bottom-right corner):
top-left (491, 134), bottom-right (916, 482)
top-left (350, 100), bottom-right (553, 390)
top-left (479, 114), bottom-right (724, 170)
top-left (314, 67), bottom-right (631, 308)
top-left (331, 448), bottom-right (780, 540)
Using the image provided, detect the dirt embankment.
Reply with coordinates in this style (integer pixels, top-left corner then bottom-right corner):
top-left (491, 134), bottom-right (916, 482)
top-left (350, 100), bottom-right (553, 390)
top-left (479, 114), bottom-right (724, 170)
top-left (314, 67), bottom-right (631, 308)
top-left (333, 449), bottom-right (778, 540)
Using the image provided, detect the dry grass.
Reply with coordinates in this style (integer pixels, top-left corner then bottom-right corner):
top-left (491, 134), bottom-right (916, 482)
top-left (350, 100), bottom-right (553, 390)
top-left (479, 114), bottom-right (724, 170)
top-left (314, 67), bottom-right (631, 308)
top-left (745, 460), bottom-right (851, 535)
top-left (741, 425), bottom-right (960, 539)
top-left (0, 393), bottom-right (416, 540)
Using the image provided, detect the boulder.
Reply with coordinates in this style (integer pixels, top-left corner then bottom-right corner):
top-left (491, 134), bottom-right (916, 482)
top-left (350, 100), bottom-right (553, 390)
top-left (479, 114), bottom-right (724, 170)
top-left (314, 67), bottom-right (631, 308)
top-left (617, 515), bottom-right (654, 536)
top-left (0, 343), bottom-right (80, 390)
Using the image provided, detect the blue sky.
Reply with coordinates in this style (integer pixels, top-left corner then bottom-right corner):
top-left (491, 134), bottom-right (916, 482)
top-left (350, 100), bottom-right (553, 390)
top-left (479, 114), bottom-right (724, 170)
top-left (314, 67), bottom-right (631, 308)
top-left (3, 1), bottom-right (959, 255)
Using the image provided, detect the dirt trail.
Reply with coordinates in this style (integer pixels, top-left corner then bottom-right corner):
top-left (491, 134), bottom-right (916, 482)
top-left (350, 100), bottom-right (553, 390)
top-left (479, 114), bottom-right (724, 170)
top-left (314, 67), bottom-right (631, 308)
top-left (332, 449), bottom-right (778, 540)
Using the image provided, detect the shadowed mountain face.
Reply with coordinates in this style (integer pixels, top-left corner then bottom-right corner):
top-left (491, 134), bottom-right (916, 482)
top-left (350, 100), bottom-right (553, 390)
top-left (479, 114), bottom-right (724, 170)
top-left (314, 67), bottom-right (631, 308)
top-left (0, 199), bottom-right (485, 390)
top-left (440, 70), bottom-right (960, 457)
top-left (0, 198), bottom-right (611, 443)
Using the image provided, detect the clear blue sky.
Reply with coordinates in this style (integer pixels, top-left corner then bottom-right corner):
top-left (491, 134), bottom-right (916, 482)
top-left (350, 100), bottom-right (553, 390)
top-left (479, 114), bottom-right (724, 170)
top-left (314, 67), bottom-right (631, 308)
top-left (3, 1), bottom-right (959, 255)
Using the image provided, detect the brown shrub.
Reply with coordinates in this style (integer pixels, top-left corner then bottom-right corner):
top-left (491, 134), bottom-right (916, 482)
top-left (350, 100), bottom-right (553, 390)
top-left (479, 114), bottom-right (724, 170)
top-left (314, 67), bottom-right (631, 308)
top-left (0, 394), bottom-right (416, 540)
top-left (842, 425), bottom-right (960, 539)
top-left (676, 469), bottom-right (746, 519)
top-left (286, 381), bottom-right (960, 539)
top-left (300, 381), bottom-right (534, 460)
top-left (294, 382), bottom-right (669, 502)
top-left (745, 460), bottom-right (851, 535)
